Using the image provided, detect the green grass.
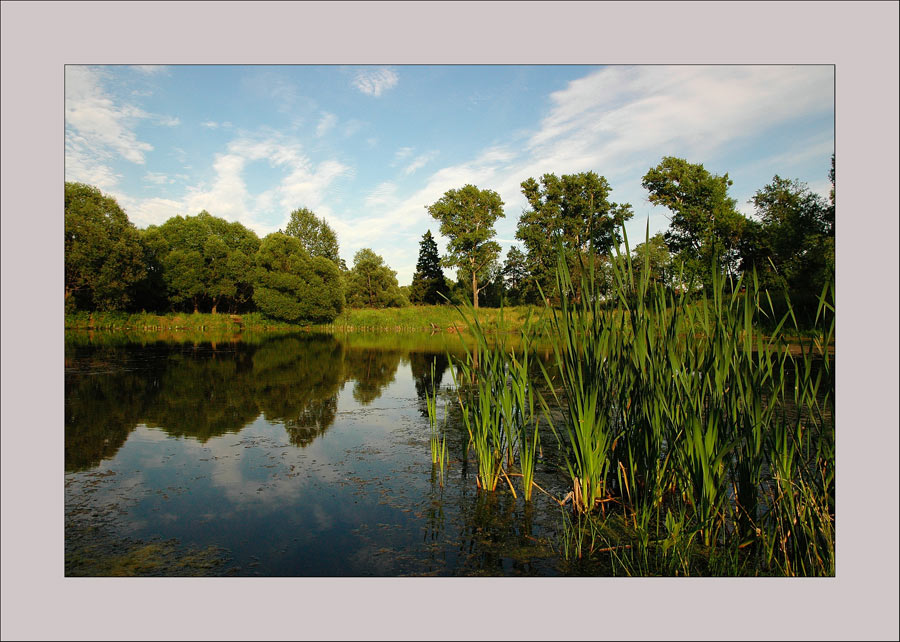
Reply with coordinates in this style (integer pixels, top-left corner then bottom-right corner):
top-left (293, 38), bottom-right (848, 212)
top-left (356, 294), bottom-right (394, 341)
top-left (65, 310), bottom-right (303, 333)
top-left (321, 304), bottom-right (550, 334)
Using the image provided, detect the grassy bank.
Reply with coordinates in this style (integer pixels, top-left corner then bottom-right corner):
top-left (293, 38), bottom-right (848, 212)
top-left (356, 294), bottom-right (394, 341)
top-left (65, 311), bottom-right (302, 333)
top-left (321, 304), bottom-right (550, 333)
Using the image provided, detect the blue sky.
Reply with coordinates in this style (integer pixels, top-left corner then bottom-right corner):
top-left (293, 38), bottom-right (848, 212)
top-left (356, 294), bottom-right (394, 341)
top-left (65, 64), bottom-right (834, 285)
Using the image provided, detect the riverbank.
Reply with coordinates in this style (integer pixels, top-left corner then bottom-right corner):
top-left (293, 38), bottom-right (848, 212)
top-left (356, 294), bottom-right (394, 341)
top-left (64, 306), bottom-right (550, 335)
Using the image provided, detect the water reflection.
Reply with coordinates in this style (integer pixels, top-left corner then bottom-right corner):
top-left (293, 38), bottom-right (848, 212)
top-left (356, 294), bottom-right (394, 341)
top-left (65, 333), bottom-right (467, 472)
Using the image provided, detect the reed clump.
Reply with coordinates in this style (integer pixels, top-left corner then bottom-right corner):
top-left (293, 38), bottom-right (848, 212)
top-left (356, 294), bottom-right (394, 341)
top-left (449, 225), bottom-right (835, 576)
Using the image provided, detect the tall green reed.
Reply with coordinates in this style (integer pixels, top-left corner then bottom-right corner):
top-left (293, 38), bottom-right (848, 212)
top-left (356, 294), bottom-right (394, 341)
top-left (444, 221), bottom-right (834, 575)
top-left (425, 361), bottom-right (448, 486)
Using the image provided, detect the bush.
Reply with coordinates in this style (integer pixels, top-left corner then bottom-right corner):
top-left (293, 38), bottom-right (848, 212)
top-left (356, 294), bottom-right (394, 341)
top-left (252, 233), bottom-right (344, 324)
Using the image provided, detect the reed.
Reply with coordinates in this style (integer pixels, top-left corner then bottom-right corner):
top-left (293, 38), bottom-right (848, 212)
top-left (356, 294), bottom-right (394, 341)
top-left (442, 222), bottom-right (834, 575)
top-left (425, 361), bottom-right (449, 486)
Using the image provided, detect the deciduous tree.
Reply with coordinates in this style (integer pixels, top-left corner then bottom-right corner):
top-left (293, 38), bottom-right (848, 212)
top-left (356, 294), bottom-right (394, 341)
top-left (516, 171), bottom-right (632, 302)
top-left (65, 182), bottom-right (146, 312)
top-left (426, 184), bottom-right (505, 308)
top-left (252, 232), bottom-right (344, 323)
top-left (346, 248), bottom-right (407, 308)
top-left (642, 157), bottom-right (746, 289)
top-left (285, 207), bottom-right (343, 268)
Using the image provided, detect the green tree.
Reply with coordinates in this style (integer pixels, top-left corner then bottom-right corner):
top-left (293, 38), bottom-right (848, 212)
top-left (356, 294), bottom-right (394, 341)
top-left (284, 207), bottom-right (343, 268)
top-left (252, 232), bottom-right (344, 323)
top-left (516, 171), bottom-right (633, 301)
top-left (346, 248), bottom-right (407, 308)
top-left (426, 184), bottom-right (505, 308)
top-left (642, 157), bottom-right (747, 289)
top-left (453, 259), bottom-right (504, 307)
top-left (409, 230), bottom-right (447, 304)
top-left (132, 227), bottom-right (171, 312)
top-left (152, 211), bottom-right (260, 313)
top-left (502, 246), bottom-right (530, 305)
top-left (65, 182), bottom-right (146, 312)
top-left (740, 172), bottom-right (834, 303)
top-left (632, 232), bottom-right (673, 290)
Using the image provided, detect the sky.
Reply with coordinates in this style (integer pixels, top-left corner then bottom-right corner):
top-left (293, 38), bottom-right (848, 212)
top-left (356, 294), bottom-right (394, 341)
top-left (65, 64), bottom-right (835, 285)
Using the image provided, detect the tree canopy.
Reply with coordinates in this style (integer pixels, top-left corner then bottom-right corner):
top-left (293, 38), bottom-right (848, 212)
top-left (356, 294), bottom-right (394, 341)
top-left (426, 184), bottom-right (505, 308)
top-left (65, 182), bottom-right (146, 312)
top-left (284, 207), bottom-right (344, 269)
top-left (516, 171), bottom-right (633, 301)
top-left (149, 211), bottom-right (260, 313)
top-left (740, 173), bottom-right (834, 303)
top-left (252, 232), bottom-right (344, 323)
top-left (346, 248), bottom-right (407, 308)
top-left (642, 157), bottom-right (746, 289)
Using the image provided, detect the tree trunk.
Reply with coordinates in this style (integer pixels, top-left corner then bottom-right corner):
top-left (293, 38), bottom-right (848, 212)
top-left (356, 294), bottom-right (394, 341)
top-left (472, 269), bottom-right (479, 309)
top-left (211, 299), bottom-right (218, 314)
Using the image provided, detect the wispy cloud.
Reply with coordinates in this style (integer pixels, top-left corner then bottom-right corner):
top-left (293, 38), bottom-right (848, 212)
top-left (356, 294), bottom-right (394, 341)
top-left (339, 66), bottom-right (833, 284)
top-left (352, 67), bottom-right (398, 97)
top-left (364, 182), bottom-right (398, 208)
top-left (316, 112), bottom-right (337, 137)
top-left (143, 172), bottom-right (173, 185)
top-left (123, 133), bottom-right (353, 235)
top-left (393, 147), bottom-right (413, 163)
top-left (131, 65), bottom-right (170, 76)
top-left (65, 66), bottom-right (182, 192)
top-left (66, 66), bottom-right (154, 165)
top-left (402, 151), bottom-right (438, 176)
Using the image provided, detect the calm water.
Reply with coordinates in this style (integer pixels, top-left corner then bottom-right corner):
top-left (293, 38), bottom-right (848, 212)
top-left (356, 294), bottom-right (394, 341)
top-left (65, 331), bottom-right (578, 576)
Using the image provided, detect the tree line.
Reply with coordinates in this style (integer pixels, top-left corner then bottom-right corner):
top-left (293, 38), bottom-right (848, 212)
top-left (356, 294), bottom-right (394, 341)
top-left (65, 154), bottom-right (834, 323)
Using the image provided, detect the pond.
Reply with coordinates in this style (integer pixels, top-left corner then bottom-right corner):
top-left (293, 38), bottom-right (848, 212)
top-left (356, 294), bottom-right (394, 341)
top-left (65, 331), bottom-right (589, 577)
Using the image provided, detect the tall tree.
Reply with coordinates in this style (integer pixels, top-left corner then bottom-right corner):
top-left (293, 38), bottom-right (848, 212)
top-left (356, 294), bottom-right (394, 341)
top-left (65, 182), bottom-right (146, 312)
top-left (632, 232), bottom-right (673, 290)
top-left (642, 157), bottom-right (746, 289)
top-left (502, 246), bottom-right (530, 305)
top-left (740, 172), bottom-right (834, 300)
top-left (409, 230), bottom-right (447, 304)
top-left (284, 207), bottom-right (343, 268)
top-left (346, 248), bottom-right (407, 308)
top-left (426, 184), bottom-right (505, 308)
top-left (516, 171), bottom-right (633, 302)
top-left (252, 232), bottom-right (344, 323)
top-left (152, 211), bottom-right (260, 313)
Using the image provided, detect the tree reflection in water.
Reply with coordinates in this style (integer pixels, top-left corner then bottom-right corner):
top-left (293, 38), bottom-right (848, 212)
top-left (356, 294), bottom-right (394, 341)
top-left (64, 332), bottom-right (428, 471)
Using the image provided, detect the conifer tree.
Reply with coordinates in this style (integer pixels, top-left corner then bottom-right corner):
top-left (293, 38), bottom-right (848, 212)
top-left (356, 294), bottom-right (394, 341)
top-left (409, 230), bottom-right (447, 304)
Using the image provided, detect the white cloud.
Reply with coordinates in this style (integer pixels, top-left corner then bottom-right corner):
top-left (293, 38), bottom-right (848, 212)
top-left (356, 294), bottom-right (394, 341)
top-left (201, 121), bottom-right (219, 129)
top-left (121, 133), bottom-right (353, 234)
top-left (66, 66), bottom-right (154, 165)
top-left (402, 151), bottom-right (438, 176)
top-left (352, 67), bottom-right (398, 97)
top-left (393, 147), bottom-right (413, 162)
top-left (364, 182), bottom-right (398, 208)
top-left (316, 112), bottom-right (337, 137)
top-left (65, 131), bottom-right (121, 191)
top-left (65, 66), bottom-right (182, 193)
top-left (131, 65), bottom-right (170, 76)
top-left (341, 66), bottom-right (834, 285)
top-left (342, 119), bottom-right (363, 137)
top-left (143, 172), bottom-right (172, 185)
